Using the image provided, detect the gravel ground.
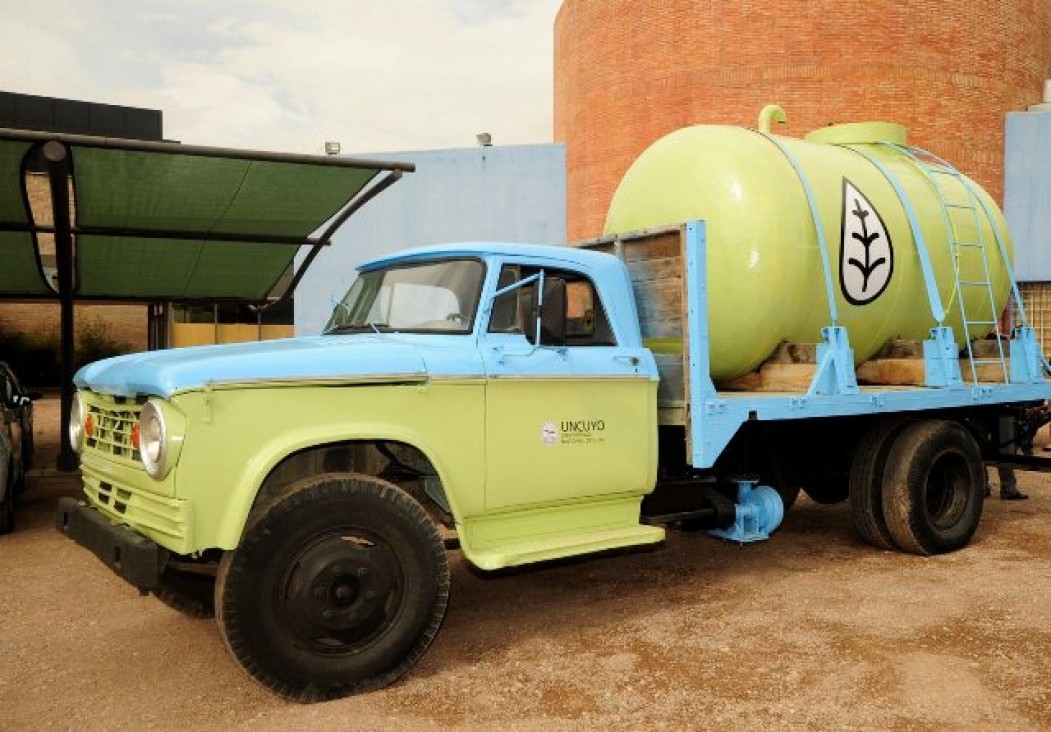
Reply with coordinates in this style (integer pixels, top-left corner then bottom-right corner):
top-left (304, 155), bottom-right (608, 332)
top-left (3, 395), bottom-right (1051, 730)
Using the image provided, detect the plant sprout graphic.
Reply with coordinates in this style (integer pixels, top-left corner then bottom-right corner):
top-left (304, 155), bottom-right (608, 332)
top-left (847, 197), bottom-right (886, 293)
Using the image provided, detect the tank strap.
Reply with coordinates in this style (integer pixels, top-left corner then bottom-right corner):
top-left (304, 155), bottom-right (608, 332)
top-left (760, 133), bottom-right (858, 395)
top-left (758, 133), bottom-right (839, 326)
top-left (842, 145), bottom-right (947, 325)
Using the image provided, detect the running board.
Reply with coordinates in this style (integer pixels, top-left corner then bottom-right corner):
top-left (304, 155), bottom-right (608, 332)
top-left (460, 496), bottom-right (664, 571)
top-left (466, 525), bottom-right (664, 570)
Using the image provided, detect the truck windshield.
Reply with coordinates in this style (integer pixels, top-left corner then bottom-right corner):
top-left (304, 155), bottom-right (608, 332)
top-left (323, 258), bottom-right (485, 335)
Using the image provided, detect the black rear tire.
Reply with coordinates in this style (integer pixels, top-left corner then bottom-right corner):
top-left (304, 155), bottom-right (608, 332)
top-left (801, 474), bottom-right (848, 505)
top-left (153, 570), bottom-right (215, 618)
top-left (775, 485), bottom-right (800, 512)
top-left (849, 418), bottom-right (913, 550)
top-left (881, 420), bottom-right (984, 555)
top-left (215, 473), bottom-right (449, 702)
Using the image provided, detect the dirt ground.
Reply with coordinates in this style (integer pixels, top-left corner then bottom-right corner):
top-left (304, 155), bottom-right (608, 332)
top-left (3, 395), bottom-right (1051, 731)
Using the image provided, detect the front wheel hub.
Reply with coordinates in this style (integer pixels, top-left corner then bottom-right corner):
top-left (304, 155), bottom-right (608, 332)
top-left (281, 533), bottom-right (403, 653)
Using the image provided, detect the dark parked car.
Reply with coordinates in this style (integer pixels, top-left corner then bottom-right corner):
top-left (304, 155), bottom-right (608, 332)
top-left (0, 418), bottom-right (13, 533)
top-left (0, 362), bottom-right (36, 481)
top-left (0, 363), bottom-right (38, 533)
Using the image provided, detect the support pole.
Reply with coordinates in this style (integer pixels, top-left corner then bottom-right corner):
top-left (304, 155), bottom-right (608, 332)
top-left (43, 141), bottom-right (77, 471)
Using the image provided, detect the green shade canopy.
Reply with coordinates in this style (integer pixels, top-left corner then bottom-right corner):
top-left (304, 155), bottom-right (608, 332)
top-left (0, 140), bottom-right (51, 295)
top-left (0, 130), bottom-right (412, 301)
top-left (0, 127), bottom-right (411, 472)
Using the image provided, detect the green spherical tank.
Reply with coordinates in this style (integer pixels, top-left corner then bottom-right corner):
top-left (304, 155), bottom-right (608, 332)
top-left (604, 114), bottom-right (1013, 381)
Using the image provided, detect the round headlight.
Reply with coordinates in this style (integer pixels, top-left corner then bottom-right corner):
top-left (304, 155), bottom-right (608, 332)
top-left (69, 393), bottom-right (85, 454)
top-left (138, 401), bottom-right (168, 478)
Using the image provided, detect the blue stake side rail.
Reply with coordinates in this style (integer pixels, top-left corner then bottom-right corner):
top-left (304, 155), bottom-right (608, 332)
top-left (682, 221), bottom-right (1051, 469)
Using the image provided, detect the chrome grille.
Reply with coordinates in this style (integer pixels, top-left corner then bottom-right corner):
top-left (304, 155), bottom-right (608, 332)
top-left (86, 398), bottom-right (141, 462)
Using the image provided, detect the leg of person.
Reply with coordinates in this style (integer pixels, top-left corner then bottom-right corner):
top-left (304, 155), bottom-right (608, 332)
top-left (998, 465), bottom-right (1028, 500)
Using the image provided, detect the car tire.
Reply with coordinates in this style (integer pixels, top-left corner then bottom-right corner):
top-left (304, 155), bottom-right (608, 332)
top-left (802, 474), bottom-right (849, 505)
top-left (881, 420), bottom-right (985, 555)
top-left (849, 418), bottom-right (913, 550)
top-left (153, 569), bottom-right (216, 618)
top-left (215, 473), bottom-right (449, 702)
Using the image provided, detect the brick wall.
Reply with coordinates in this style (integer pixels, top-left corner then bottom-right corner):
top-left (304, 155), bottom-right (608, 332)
top-left (555, 0), bottom-right (1051, 239)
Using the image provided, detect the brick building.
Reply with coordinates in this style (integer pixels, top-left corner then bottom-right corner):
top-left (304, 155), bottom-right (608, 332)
top-left (554, 0), bottom-right (1051, 239)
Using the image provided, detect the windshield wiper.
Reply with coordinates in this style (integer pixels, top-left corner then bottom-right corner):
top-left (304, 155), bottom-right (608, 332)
top-left (324, 322), bottom-right (389, 335)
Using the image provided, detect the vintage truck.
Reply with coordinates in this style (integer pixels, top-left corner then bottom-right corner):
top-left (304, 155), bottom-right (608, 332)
top-left (58, 114), bottom-right (1051, 702)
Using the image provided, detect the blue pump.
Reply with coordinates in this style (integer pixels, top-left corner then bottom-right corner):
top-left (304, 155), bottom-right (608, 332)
top-left (710, 479), bottom-right (784, 543)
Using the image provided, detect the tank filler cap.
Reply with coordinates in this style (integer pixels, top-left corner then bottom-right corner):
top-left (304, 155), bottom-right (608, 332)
top-left (805, 121), bottom-right (907, 146)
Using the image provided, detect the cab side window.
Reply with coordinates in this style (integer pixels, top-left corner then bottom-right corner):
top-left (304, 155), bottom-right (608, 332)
top-left (487, 264), bottom-right (616, 346)
top-left (487, 265), bottom-right (523, 333)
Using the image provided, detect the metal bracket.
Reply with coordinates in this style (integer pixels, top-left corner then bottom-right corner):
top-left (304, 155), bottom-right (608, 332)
top-left (1010, 327), bottom-right (1044, 384)
top-left (923, 326), bottom-right (964, 388)
top-left (808, 326), bottom-right (859, 396)
top-left (971, 385), bottom-right (995, 402)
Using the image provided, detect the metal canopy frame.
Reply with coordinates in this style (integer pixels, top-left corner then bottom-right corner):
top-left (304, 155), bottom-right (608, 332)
top-left (0, 127), bottom-right (414, 468)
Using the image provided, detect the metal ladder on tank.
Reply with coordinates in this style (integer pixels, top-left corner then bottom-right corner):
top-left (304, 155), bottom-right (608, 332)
top-left (887, 145), bottom-right (1009, 384)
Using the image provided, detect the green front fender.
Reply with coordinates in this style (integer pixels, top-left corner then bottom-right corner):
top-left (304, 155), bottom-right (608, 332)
top-left (170, 381), bottom-right (486, 551)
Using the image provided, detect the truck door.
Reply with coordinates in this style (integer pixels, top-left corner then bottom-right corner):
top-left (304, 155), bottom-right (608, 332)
top-left (481, 263), bottom-right (656, 510)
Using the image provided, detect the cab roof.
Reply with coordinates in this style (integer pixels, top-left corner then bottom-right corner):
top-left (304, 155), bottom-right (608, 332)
top-left (360, 242), bottom-right (618, 275)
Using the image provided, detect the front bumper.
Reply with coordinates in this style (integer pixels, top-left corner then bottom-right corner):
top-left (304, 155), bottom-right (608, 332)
top-left (56, 497), bottom-right (167, 592)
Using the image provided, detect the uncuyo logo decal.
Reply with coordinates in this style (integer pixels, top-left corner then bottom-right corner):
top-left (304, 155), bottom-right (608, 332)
top-left (540, 421), bottom-right (559, 447)
top-left (840, 179), bottom-right (893, 305)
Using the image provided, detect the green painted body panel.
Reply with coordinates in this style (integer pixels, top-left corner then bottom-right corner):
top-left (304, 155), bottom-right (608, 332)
top-left (74, 377), bottom-right (661, 567)
top-left (604, 124), bottom-right (1013, 381)
top-left (170, 382), bottom-right (486, 550)
top-left (484, 377), bottom-right (657, 510)
top-left (80, 445), bottom-right (191, 551)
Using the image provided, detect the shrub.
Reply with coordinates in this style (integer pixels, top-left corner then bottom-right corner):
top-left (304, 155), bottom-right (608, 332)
top-left (0, 317), bottom-right (132, 387)
top-left (76, 316), bottom-right (129, 368)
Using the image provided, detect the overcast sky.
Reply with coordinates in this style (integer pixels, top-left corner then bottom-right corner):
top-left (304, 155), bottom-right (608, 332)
top-left (0, 0), bottom-right (563, 154)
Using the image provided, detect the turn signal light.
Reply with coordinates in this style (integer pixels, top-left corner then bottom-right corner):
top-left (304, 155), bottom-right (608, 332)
top-left (131, 423), bottom-right (140, 450)
top-left (85, 413), bottom-right (95, 438)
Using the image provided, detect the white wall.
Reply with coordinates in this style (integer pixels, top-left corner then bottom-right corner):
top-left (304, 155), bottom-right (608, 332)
top-left (1005, 110), bottom-right (1051, 282)
top-left (294, 143), bottom-right (566, 335)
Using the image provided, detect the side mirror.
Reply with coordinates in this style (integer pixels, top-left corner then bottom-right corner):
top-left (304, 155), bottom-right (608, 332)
top-left (541, 277), bottom-right (567, 346)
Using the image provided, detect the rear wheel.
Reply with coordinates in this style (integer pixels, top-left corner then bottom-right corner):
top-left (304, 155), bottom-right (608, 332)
top-left (849, 418), bottom-right (913, 550)
top-left (802, 473), bottom-right (848, 505)
top-left (775, 485), bottom-right (800, 513)
top-left (215, 473), bottom-right (449, 702)
top-left (881, 420), bottom-right (984, 555)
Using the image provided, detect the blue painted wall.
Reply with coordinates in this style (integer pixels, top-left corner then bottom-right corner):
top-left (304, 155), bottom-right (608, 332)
top-left (1005, 111), bottom-right (1051, 282)
top-left (295, 143), bottom-right (566, 335)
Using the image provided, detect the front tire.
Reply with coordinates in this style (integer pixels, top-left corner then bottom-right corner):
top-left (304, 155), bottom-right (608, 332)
top-left (215, 473), bottom-right (450, 702)
top-left (153, 569), bottom-right (215, 618)
top-left (881, 420), bottom-right (984, 555)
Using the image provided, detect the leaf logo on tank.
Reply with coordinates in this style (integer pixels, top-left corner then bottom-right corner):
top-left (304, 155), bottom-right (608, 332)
top-left (840, 179), bottom-right (894, 306)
